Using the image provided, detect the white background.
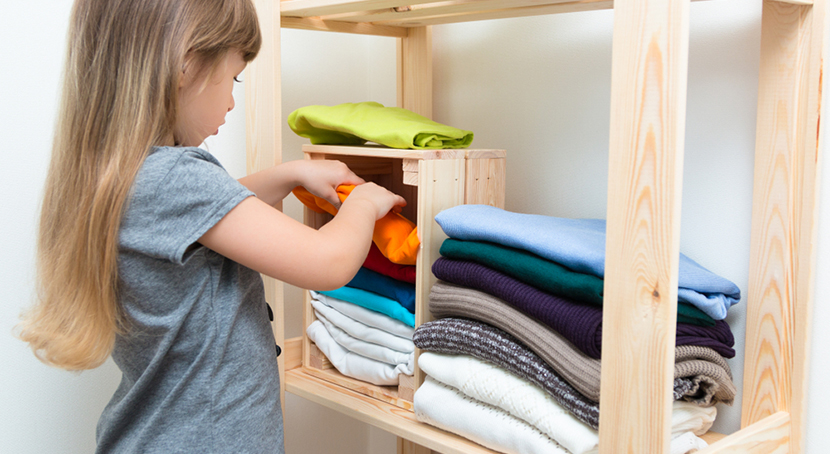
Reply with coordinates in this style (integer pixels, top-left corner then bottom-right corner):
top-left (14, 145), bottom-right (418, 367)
top-left (1, 1), bottom-right (829, 453)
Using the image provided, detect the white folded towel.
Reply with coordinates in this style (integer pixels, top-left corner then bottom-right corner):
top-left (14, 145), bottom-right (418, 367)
top-left (310, 290), bottom-right (414, 339)
top-left (309, 297), bottom-right (414, 353)
top-left (314, 310), bottom-right (414, 371)
top-left (306, 320), bottom-right (411, 386)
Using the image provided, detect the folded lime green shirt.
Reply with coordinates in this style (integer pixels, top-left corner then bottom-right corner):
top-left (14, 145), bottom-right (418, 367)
top-left (439, 238), bottom-right (716, 327)
top-left (287, 102), bottom-right (474, 149)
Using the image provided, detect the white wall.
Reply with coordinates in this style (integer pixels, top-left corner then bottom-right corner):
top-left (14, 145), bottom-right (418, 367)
top-left (2, 0), bottom-right (828, 453)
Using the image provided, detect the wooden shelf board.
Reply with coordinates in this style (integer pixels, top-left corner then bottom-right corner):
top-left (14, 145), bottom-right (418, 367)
top-left (285, 368), bottom-right (726, 453)
top-left (301, 364), bottom-right (413, 410)
top-left (302, 144), bottom-right (505, 160)
top-left (285, 367), bottom-right (499, 454)
top-left (281, 0), bottom-right (615, 26)
top-left (280, 0), bottom-right (723, 30)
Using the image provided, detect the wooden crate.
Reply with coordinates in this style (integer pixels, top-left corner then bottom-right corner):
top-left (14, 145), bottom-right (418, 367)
top-left (299, 144), bottom-right (506, 410)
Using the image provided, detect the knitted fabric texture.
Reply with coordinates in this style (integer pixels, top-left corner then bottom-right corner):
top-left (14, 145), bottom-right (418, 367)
top-left (429, 281), bottom-right (736, 405)
top-left (434, 204), bottom-right (741, 320)
top-left (415, 377), bottom-right (569, 454)
top-left (413, 318), bottom-right (724, 429)
top-left (363, 242), bottom-right (416, 283)
top-left (432, 258), bottom-right (736, 358)
top-left (419, 352), bottom-right (716, 454)
top-left (439, 238), bottom-right (715, 326)
top-left (288, 102), bottom-right (474, 149)
top-left (293, 185), bottom-right (419, 265)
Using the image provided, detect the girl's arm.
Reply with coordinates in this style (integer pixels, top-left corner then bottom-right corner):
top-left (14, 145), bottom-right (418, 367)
top-left (197, 182), bottom-right (406, 291)
top-left (238, 159), bottom-right (364, 208)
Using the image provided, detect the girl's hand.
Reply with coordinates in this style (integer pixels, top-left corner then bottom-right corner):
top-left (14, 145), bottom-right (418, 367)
top-left (293, 160), bottom-right (365, 209)
top-left (345, 182), bottom-right (407, 220)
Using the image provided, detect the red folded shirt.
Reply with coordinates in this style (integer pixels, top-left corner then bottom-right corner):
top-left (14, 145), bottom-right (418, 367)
top-left (363, 242), bottom-right (417, 284)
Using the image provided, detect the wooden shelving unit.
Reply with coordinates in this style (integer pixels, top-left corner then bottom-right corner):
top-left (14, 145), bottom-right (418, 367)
top-left (244, 1), bottom-right (828, 453)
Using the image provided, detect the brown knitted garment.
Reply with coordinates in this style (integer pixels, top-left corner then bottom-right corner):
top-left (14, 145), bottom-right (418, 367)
top-left (429, 281), bottom-right (736, 405)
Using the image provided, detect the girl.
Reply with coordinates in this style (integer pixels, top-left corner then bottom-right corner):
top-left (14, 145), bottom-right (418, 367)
top-left (17, 0), bottom-right (405, 452)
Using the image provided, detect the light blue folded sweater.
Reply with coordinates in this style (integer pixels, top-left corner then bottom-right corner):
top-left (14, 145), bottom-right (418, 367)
top-left (434, 205), bottom-right (741, 320)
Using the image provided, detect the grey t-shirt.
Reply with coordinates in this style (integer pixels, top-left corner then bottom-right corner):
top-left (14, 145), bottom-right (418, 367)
top-left (96, 147), bottom-right (283, 453)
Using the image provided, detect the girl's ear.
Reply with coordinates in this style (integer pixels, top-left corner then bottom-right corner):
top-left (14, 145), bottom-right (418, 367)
top-left (180, 54), bottom-right (197, 88)
top-left (179, 61), bottom-right (190, 88)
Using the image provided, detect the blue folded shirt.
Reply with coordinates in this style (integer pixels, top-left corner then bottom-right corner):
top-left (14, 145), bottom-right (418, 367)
top-left (347, 267), bottom-right (416, 313)
top-left (434, 205), bottom-right (741, 320)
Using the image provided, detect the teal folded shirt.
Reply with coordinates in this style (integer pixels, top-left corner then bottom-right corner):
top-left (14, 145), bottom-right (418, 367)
top-left (288, 102), bottom-right (474, 149)
top-left (318, 286), bottom-right (415, 327)
top-left (347, 267), bottom-right (416, 314)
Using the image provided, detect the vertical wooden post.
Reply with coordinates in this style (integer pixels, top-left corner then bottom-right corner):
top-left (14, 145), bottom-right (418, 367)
top-left (397, 25), bottom-right (436, 454)
top-left (599, 1), bottom-right (690, 453)
top-left (398, 438), bottom-right (436, 454)
top-left (246, 0), bottom-right (284, 411)
top-left (742, 2), bottom-right (826, 454)
top-left (398, 26), bottom-right (433, 118)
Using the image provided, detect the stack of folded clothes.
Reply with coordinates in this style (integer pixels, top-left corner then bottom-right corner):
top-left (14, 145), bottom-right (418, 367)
top-left (412, 204), bottom-right (741, 454)
top-left (296, 187), bottom-right (420, 386)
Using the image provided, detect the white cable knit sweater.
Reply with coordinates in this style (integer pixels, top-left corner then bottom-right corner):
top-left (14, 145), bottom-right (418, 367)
top-left (417, 352), bottom-right (713, 454)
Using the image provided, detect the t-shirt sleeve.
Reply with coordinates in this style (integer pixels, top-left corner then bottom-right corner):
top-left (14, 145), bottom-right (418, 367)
top-left (120, 148), bottom-right (255, 265)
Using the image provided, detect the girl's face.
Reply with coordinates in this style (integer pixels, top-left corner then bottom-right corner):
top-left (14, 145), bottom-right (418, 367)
top-left (176, 51), bottom-right (246, 147)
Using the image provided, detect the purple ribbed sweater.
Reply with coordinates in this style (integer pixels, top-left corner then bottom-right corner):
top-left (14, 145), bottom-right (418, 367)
top-left (432, 258), bottom-right (735, 359)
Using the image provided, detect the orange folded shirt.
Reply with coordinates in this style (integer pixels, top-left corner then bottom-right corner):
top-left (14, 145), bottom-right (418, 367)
top-left (292, 185), bottom-right (420, 265)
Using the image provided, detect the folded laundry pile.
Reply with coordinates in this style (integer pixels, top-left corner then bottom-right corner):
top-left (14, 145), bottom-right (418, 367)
top-left (294, 179), bottom-right (419, 387)
top-left (307, 289), bottom-right (415, 387)
top-left (413, 204), bottom-right (741, 454)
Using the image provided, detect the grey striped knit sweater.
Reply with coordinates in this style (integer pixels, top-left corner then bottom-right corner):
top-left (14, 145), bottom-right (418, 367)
top-left (429, 281), bottom-right (736, 405)
top-left (414, 317), bottom-right (727, 429)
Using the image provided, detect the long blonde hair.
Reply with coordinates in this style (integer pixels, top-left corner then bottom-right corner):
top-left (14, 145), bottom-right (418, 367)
top-left (17, 0), bottom-right (261, 370)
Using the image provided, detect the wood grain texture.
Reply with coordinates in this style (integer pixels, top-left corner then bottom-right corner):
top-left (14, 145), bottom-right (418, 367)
top-left (398, 27), bottom-right (433, 118)
top-left (301, 154), bottom-right (329, 376)
top-left (398, 374), bottom-right (416, 401)
top-left (414, 158), bottom-right (466, 391)
top-left (247, 0), bottom-right (285, 411)
top-left (376, 0), bottom-right (614, 27)
top-left (464, 158), bottom-right (506, 208)
top-left (599, 1), bottom-right (689, 453)
top-left (280, 16), bottom-right (407, 37)
top-left (284, 337), bottom-right (303, 371)
top-left (697, 412), bottom-right (790, 454)
top-left (403, 171), bottom-right (420, 186)
top-left (787, 2), bottom-right (826, 454)
top-left (301, 364), bottom-right (414, 410)
top-left (398, 438), bottom-right (437, 454)
top-left (286, 368), bottom-right (498, 454)
top-left (741, 10), bottom-right (825, 454)
top-left (303, 144), bottom-right (466, 160)
top-left (281, 0), bottom-right (436, 17)
top-left (321, 0), bottom-right (598, 23)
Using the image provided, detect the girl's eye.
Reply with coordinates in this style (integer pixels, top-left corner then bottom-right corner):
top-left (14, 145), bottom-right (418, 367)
top-left (233, 76), bottom-right (243, 83)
